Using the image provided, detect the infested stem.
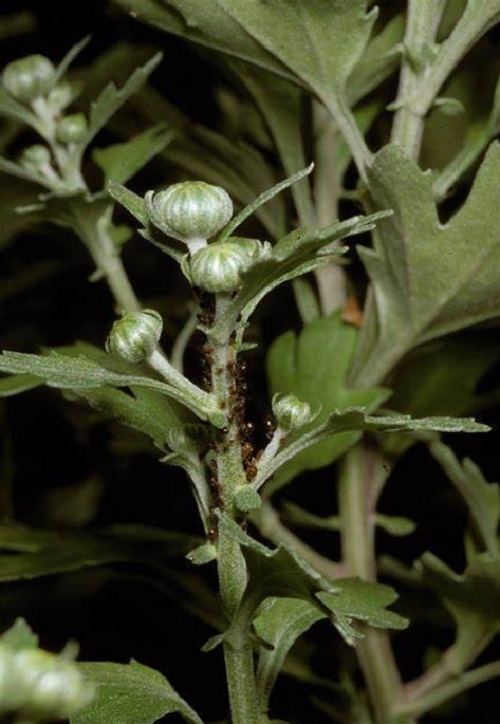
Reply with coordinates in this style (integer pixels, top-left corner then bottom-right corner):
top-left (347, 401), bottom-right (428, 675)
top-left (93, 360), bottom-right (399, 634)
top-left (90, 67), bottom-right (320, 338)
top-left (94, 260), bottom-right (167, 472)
top-left (207, 294), bottom-right (260, 723)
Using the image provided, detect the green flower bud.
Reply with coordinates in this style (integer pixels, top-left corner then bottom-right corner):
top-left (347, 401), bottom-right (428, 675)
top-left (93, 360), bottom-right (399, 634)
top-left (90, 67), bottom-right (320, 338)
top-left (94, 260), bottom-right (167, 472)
top-left (106, 309), bottom-right (163, 363)
top-left (19, 144), bottom-right (52, 170)
top-left (2, 55), bottom-right (55, 103)
top-left (145, 181), bottom-right (233, 250)
top-left (47, 81), bottom-right (76, 112)
top-left (272, 393), bottom-right (314, 431)
top-left (56, 113), bottom-right (88, 144)
top-left (189, 242), bottom-right (250, 293)
top-left (234, 486), bottom-right (261, 514)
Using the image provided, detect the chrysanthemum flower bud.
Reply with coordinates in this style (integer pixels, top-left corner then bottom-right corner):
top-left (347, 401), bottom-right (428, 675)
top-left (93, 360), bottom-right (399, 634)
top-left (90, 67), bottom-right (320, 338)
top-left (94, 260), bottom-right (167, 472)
top-left (272, 393), bottom-right (314, 431)
top-left (2, 55), bottom-right (55, 103)
top-left (106, 309), bottom-right (163, 363)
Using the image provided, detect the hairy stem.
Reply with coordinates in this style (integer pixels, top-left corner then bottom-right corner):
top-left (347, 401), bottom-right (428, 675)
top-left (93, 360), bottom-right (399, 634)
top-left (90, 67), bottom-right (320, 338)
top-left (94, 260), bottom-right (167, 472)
top-left (208, 294), bottom-right (260, 723)
top-left (391, 0), bottom-right (446, 159)
top-left (338, 442), bottom-right (403, 723)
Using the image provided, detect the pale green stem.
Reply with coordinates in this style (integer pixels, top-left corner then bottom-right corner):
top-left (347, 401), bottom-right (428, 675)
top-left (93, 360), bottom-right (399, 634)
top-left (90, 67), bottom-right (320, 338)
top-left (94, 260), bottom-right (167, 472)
top-left (312, 101), bottom-right (346, 315)
top-left (391, 0), bottom-right (446, 159)
top-left (338, 442), bottom-right (404, 723)
top-left (208, 294), bottom-right (260, 724)
top-left (170, 308), bottom-right (198, 373)
top-left (320, 95), bottom-right (372, 183)
top-left (398, 655), bottom-right (500, 719)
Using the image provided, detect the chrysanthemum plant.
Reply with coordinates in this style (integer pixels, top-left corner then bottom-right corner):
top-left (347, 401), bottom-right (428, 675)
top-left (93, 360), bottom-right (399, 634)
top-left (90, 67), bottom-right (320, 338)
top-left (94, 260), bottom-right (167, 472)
top-left (0, 1), bottom-right (500, 722)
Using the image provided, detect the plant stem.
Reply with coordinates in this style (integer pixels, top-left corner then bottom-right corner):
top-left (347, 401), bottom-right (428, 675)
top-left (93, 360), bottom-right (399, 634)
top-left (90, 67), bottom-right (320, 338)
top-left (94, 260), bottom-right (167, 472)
top-left (391, 0), bottom-right (446, 160)
top-left (338, 442), bottom-right (404, 723)
top-left (208, 294), bottom-right (260, 723)
top-left (87, 213), bottom-right (141, 314)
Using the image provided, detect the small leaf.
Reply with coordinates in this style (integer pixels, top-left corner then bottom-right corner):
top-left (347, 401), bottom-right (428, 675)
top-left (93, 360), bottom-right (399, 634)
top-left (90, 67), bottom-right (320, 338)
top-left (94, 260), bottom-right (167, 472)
top-left (107, 180), bottom-right (149, 226)
top-left (266, 312), bottom-right (389, 487)
top-left (0, 350), bottom-right (218, 423)
top-left (72, 660), bottom-right (204, 724)
top-left (429, 441), bottom-right (500, 556)
top-left (1, 618), bottom-right (38, 651)
top-left (254, 408), bottom-right (489, 490)
top-left (86, 54), bottom-right (163, 145)
top-left (419, 553), bottom-right (500, 670)
top-left (93, 124), bottom-right (173, 185)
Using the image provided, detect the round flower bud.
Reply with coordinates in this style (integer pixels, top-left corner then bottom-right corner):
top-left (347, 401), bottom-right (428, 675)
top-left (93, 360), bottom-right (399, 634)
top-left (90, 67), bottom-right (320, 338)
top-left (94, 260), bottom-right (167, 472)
top-left (19, 144), bottom-right (52, 170)
top-left (272, 393), bottom-right (313, 431)
top-left (2, 55), bottom-right (55, 103)
top-left (189, 242), bottom-right (249, 293)
top-left (47, 81), bottom-right (75, 112)
top-left (106, 309), bottom-right (163, 363)
top-left (56, 113), bottom-right (88, 145)
top-left (234, 486), bottom-right (261, 514)
top-left (145, 181), bottom-right (233, 247)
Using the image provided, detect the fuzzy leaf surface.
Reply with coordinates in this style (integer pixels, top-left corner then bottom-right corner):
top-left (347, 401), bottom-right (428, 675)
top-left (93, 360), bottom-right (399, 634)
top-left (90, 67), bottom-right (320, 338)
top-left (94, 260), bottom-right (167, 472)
top-left (72, 660), bottom-right (203, 724)
top-left (254, 408), bottom-right (489, 489)
top-left (0, 350), bottom-right (216, 422)
top-left (1, 618), bottom-right (38, 650)
top-left (354, 142), bottom-right (500, 384)
top-left (267, 312), bottom-right (388, 486)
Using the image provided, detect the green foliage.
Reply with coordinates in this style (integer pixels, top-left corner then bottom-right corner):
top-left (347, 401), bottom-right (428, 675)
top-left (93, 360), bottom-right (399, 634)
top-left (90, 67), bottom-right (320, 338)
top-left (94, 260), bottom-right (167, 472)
top-left (267, 312), bottom-right (388, 485)
top-left (72, 660), bottom-right (204, 724)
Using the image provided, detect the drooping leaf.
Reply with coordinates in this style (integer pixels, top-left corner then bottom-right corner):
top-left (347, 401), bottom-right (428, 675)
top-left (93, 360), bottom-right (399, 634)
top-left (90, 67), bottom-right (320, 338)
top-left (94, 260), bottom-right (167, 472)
top-left (72, 660), bottom-right (204, 724)
top-left (353, 142), bottom-right (500, 386)
top-left (254, 408), bottom-right (489, 491)
top-left (266, 312), bottom-right (389, 486)
top-left (1, 618), bottom-right (38, 651)
top-left (0, 350), bottom-right (220, 424)
top-left (93, 124), bottom-right (173, 185)
top-left (0, 522), bottom-right (199, 582)
top-left (85, 54), bottom-right (163, 145)
top-left (282, 502), bottom-right (415, 537)
top-left (419, 553), bottom-right (500, 670)
top-left (429, 441), bottom-right (500, 557)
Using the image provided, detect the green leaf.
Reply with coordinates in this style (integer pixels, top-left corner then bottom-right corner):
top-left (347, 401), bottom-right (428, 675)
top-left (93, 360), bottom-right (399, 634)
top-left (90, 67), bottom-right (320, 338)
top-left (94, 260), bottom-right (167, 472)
top-left (93, 124), bottom-right (173, 185)
top-left (1, 618), bottom-right (38, 651)
top-left (116, 1), bottom-right (375, 172)
top-left (254, 408), bottom-right (489, 491)
top-left (429, 441), bottom-right (500, 557)
top-left (85, 54), bottom-right (163, 145)
top-left (254, 598), bottom-right (324, 710)
top-left (0, 374), bottom-right (42, 397)
top-left (0, 522), bottom-right (199, 582)
top-left (353, 142), bottom-right (500, 386)
top-left (282, 502), bottom-right (415, 537)
top-left (388, 333), bottom-right (500, 417)
top-left (107, 180), bottom-right (149, 227)
top-left (0, 176), bottom-right (44, 247)
top-left (419, 553), bottom-right (500, 670)
top-left (0, 86), bottom-right (40, 129)
top-left (267, 312), bottom-right (389, 486)
top-left (0, 350), bottom-right (217, 423)
top-left (72, 660), bottom-right (204, 724)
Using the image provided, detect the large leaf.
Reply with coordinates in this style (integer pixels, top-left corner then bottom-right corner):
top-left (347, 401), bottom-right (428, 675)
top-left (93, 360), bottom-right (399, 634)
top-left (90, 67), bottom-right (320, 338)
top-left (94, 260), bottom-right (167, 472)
top-left (114, 1), bottom-right (375, 173)
top-left (267, 312), bottom-right (388, 486)
top-left (353, 142), bottom-right (500, 386)
top-left (72, 660), bottom-right (203, 724)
